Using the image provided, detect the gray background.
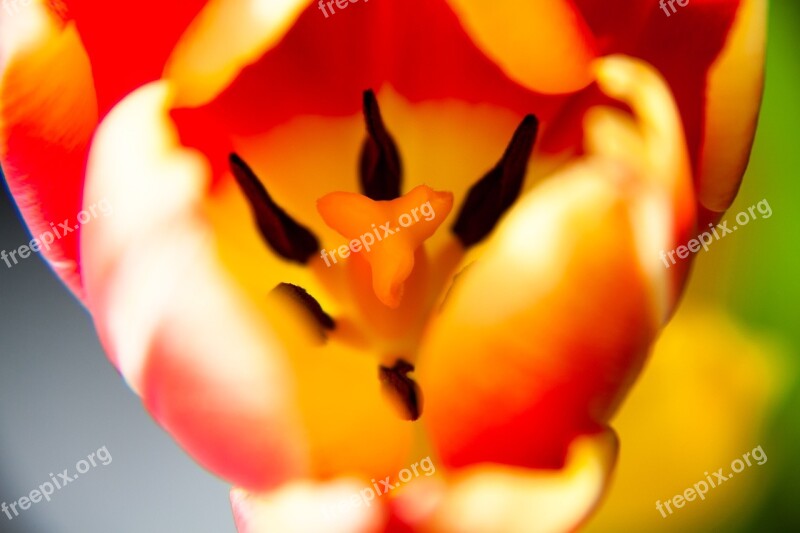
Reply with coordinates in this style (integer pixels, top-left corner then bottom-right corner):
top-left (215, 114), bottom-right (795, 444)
top-left (0, 176), bottom-right (236, 533)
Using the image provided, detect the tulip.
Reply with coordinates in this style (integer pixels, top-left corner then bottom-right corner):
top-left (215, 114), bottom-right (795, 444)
top-left (0, 0), bottom-right (765, 531)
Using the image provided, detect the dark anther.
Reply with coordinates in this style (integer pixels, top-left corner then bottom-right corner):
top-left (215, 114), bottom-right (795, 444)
top-left (271, 283), bottom-right (335, 333)
top-left (452, 115), bottom-right (539, 247)
top-left (379, 359), bottom-right (422, 421)
top-left (230, 153), bottom-right (320, 263)
top-left (359, 89), bottom-right (402, 201)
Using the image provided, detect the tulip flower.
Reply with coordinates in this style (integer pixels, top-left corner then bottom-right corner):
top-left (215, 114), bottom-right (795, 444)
top-left (0, 0), bottom-right (765, 531)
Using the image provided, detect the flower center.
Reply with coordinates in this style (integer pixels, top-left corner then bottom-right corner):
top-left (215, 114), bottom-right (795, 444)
top-left (317, 184), bottom-right (453, 308)
top-left (226, 89), bottom-right (540, 421)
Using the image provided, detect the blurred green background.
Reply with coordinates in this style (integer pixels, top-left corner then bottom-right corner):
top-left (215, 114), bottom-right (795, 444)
top-left (703, 0), bottom-right (800, 529)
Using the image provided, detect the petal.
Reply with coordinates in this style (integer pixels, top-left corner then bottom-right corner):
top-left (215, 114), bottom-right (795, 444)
top-left (231, 482), bottom-right (385, 533)
top-left (419, 158), bottom-right (655, 470)
top-left (698, 0), bottom-right (767, 212)
top-left (418, 56), bottom-right (695, 471)
top-left (231, 433), bottom-right (618, 533)
top-left (63, 0), bottom-right (207, 114)
top-left (0, 1), bottom-right (97, 297)
top-left (81, 81), bottom-right (413, 490)
top-left (165, 0), bottom-right (309, 107)
top-left (590, 56), bottom-right (697, 307)
top-left (443, 0), bottom-right (598, 94)
top-left (573, 0), bottom-right (750, 190)
top-left (190, 0), bottom-right (563, 138)
top-left (395, 431), bottom-right (618, 533)
top-left (82, 81), bottom-right (308, 490)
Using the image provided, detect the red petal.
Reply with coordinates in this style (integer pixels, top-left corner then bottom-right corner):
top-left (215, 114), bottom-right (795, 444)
top-left (573, 0), bottom-right (742, 170)
top-left (63, 0), bottom-right (207, 115)
top-left (199, 0), bottom-right (564, 136)
top-left (0, 6), bottom-right (98, 297)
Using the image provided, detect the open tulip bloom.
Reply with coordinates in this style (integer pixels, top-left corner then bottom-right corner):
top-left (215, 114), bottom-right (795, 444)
top-left (0, 0), bottom-right (766, 531)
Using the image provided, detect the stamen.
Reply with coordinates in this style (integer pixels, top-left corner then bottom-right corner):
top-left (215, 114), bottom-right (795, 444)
top-left (271, 283), bottom-right (335, 334)
top-left (360, 90), bottom-right (403, 201)
top-left (452, 115), bottom-right (539, 247)
top-left (379, 359), bottom-right (422, 421)
top-left (230, 153), bottom-right (320, 263)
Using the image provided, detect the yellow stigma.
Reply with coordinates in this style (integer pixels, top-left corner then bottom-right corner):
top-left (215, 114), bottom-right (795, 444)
top-left (317, 185), bottom-right (453, 308)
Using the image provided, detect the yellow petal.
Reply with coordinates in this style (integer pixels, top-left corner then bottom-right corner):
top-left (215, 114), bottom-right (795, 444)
top-left (591, 55), bottom-right (697, 315)
top-left (698, 0), bottom-right (767, 212)
top-left (165, 0), bottom-right (308, 107)
top-left (444, 0), bottom-right (597, 94)
top-left (395, 431), bottom-right (618, 533)
top-left (418, 56), bottom-right (695, 471)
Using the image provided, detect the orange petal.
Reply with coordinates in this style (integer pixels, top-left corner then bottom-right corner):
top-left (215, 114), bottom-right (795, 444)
top-left (418, 158), bottom-right (655, 470)
top-left (0, 2), bottom-right (97, 298)
top-left (444, 0), bottom-right (597, 94)
top-left (418, 56), bottom-right (695, 471)
top-left (165, 0), bottom-right (308, 107)
top-left (698, 0), bottom-right (767, 212)
top-left (591, 55), bottom-right (697, 309)
top-left (394, 431), bottom-right (618, 533)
